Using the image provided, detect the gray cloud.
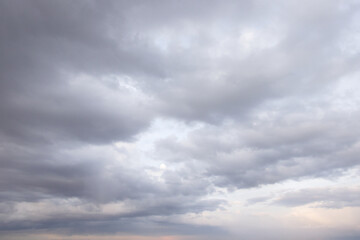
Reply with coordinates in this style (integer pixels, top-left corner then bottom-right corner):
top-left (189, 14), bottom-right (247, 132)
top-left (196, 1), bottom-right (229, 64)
top-left (0, 216), bottom-right (226, 237)
top-left (156, 108), bottom-right (360, 188)
top-left (0, 0), bottom-right (158, 145)
top-left (1, 0), bottom-right (360, 238)
top-left (273, 187), bottom-right (360, 208)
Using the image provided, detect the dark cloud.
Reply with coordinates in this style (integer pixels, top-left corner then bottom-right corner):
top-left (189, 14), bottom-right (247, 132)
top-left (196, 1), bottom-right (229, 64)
top-left (0, 199), bottom-right (223, 234)
top-left (330, 236), bottom-right (360, 240)
top-left (0, 217), bottom-right (226, 237)
top-left (0, 0), bottom-right (165, 146)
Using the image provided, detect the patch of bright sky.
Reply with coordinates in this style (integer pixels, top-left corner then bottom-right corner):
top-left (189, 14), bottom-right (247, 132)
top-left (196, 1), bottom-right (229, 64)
top-left (328, 70), bottom-right (360, 112)
top-left (114, 117), bottom-right (205, 173)
top-left (182, 168), bottom-right (360, 239)
top-left (148, 18), bottom-right (285, 59)
top-left (149, 24), bottom-right (196, 53)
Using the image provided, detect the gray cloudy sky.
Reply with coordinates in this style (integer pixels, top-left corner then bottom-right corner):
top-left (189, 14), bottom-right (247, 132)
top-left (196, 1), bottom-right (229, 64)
top-left (1, 0), bottom-right (360, 240)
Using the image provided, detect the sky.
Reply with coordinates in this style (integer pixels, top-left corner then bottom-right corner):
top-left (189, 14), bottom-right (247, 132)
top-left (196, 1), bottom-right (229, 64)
top-left (1, 0), bottom-right (360, 240)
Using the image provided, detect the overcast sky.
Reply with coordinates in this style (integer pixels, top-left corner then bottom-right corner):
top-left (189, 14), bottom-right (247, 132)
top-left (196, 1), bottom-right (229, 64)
top-left (1, 0), bottom-right (360, 240)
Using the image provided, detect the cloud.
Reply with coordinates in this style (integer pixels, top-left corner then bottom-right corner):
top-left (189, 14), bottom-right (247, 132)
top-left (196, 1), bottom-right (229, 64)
top-left (1, 0), bottom-right (360, 239)
top-left (273, 187), bottom-right (360, 208)
top-left (0, 199), bottom-right (224, 234)
top-left (156, 105), bottom-right (360, 188)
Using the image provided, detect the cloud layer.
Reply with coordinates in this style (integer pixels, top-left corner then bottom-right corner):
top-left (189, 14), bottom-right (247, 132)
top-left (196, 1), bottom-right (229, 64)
top-left (1, 0), bottom-right (360, 239)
